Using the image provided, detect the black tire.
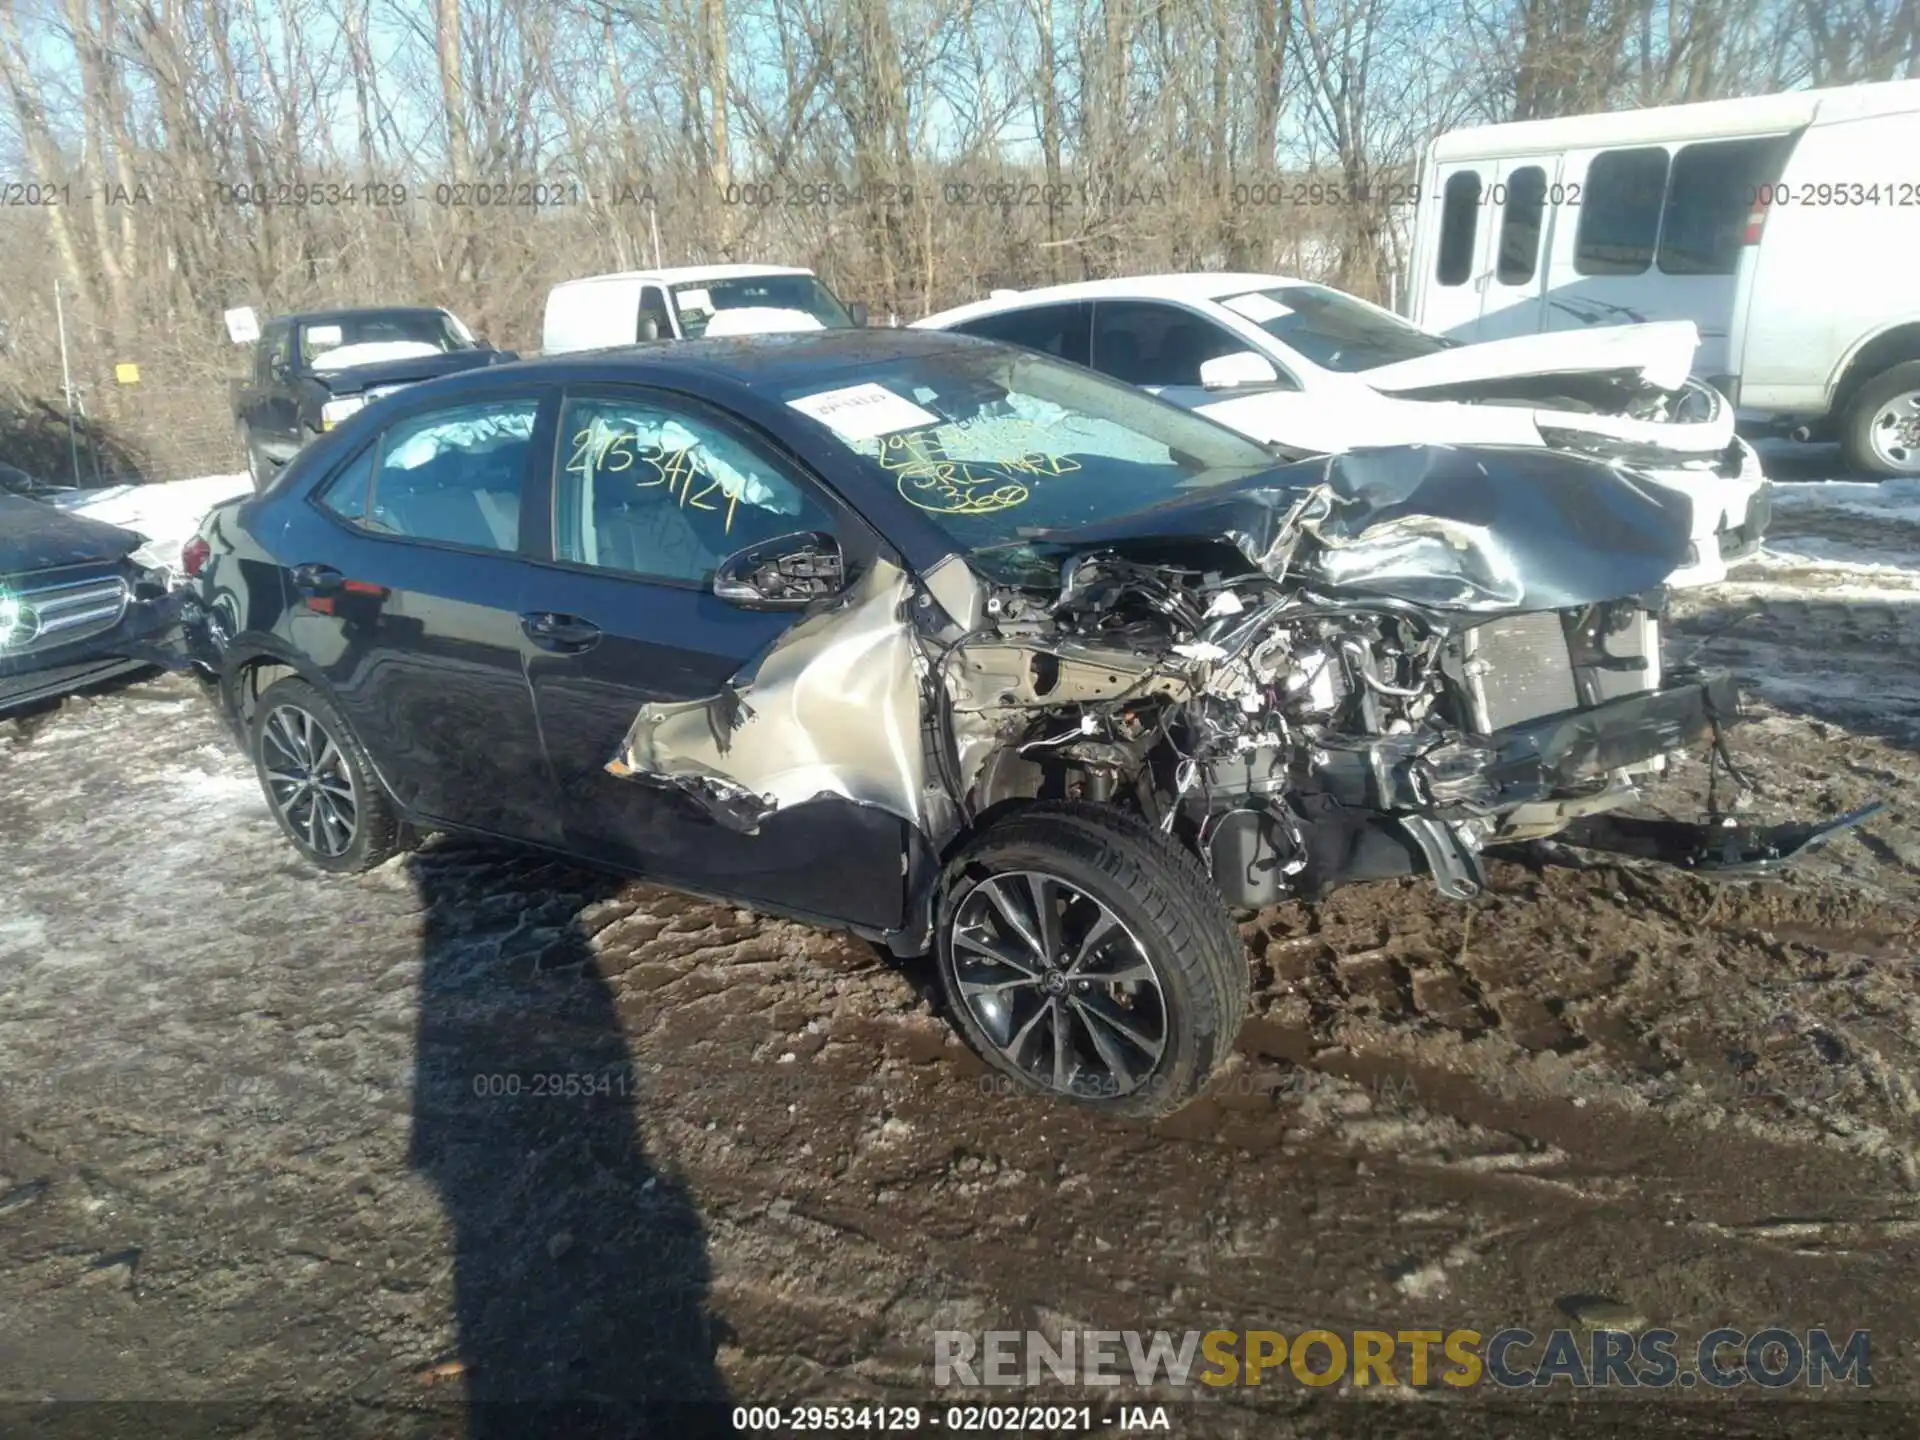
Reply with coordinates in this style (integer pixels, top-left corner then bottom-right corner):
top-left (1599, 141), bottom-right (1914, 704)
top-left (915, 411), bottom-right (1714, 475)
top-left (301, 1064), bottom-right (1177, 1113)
top-left (1839, 359), bottom-right (1920, 478)
top-left (936, 801), bottom-right (1249, 1118)
top-left (239, 423), bottom-right (269, 493)
top-left (249, 676), bottom-right (400, 873)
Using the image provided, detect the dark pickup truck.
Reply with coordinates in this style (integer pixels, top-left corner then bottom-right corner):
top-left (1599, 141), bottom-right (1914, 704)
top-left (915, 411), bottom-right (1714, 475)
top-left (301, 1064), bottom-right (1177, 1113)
top-left (231, 307), bottom-right (515, 490)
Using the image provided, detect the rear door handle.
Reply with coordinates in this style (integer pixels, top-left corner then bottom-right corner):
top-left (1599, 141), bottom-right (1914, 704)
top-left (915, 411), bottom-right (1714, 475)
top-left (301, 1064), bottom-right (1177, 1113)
top-left (521, 611), bottom-right (602, 653)
top-left (289, 562), bottom-right (345, 596)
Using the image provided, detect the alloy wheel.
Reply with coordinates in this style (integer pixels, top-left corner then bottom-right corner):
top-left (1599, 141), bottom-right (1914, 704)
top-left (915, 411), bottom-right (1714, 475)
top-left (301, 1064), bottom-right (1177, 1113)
top-left (260, 702), bottom-right (359, 858)
top-left (948, 869), bottom-right (1168, 1099)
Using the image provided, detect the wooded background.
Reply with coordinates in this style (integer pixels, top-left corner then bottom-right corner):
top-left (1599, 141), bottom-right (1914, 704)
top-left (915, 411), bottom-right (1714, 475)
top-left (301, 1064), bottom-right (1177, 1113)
top-left (0, 0), bottom-right (1914, 481)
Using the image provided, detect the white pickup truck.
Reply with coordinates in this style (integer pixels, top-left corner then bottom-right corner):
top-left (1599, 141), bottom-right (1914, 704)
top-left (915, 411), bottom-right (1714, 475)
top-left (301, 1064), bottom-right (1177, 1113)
top-left (541, 265), bottom-right (866, 354)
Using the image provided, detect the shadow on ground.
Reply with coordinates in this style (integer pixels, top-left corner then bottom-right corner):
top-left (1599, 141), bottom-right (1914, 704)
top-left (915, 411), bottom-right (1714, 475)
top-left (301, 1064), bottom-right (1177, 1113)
top-left (406, 838), bottom-right (734, 1437)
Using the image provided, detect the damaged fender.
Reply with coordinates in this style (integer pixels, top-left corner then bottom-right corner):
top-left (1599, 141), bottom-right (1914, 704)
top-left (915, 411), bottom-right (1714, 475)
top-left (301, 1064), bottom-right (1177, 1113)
top-left (606, 558), bottom-right (939, 835)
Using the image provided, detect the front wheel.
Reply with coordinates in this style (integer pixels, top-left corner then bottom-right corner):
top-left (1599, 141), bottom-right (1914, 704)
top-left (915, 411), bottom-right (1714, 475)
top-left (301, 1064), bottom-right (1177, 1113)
top-left (936, 802), bottom-right (1249, 1118)
top-left (1840, 360), bottom-right (1920, 478)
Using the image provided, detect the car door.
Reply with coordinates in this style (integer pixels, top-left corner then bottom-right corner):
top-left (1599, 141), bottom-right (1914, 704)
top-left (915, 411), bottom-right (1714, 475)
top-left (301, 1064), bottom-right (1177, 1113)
top-left (1090, 298), bottom-right (1275, 402)
top-left (1474, 157), bottom-right (1560, 342)
top-left (1421, 162), bottom-right (1491, 340)
top-left (517, 384), bottom-right (910, 930)
top-left (1084, 298), bottom-right (1334, 448)
top-left (276, 388), bottom-right (561, 842)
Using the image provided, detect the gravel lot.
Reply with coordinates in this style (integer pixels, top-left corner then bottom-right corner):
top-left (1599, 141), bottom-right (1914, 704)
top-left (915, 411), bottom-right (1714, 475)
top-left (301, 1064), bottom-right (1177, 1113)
top-left (3, 448), bottom-right (1919, 1437)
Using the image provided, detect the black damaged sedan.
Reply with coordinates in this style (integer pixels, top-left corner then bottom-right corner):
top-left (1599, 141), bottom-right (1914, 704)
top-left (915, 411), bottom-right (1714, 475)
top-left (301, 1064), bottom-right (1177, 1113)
top-left (1, 492), bottom-right (188, 714)
top-left (181, 329), bottom-right (1874, 1115)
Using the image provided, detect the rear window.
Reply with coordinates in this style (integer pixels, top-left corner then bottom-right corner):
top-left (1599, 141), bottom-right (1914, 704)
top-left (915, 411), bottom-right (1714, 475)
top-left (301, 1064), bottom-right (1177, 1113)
top-left (1657, 135), bottom-right (1794, 275)
top-left (1435, 171), bottom-right (1481, 286)
top-left (1575, 148), bottom-right (1670, 275)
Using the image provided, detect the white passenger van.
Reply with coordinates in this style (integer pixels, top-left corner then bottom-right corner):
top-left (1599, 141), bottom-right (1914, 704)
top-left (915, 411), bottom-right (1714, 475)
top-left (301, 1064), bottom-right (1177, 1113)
top-left (1407, 80), bottom-right (1920, 475)
top-left (541, 265), bottom-right (863, 354)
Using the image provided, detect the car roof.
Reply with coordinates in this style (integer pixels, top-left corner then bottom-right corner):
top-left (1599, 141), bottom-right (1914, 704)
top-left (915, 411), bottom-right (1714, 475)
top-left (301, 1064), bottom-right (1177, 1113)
top-left (279, 306), bottom-right (453, 326)
top-left (480, 326), bottom-right (975, 385)
top-left (917, 273), bottom-right (1312, 327)
top-left (551, 264), bottom-right (815, 290)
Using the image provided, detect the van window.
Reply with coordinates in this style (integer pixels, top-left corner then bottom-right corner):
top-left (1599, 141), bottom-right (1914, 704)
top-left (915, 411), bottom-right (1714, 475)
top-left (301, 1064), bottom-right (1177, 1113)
top-left (1496, 166), bottom-right (1548, 285)
top-left (1575, 148), bottom-right (1669, 275)
top-left (1435, 171), bottom-right (1481, 286)
top-left (637, 286), bottom-right (673, 340)
top-left (1657, 135), bottom-right (1794, 275)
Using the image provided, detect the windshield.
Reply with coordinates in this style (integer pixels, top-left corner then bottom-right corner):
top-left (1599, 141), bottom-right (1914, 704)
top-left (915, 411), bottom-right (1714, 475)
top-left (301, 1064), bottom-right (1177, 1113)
top-left (672, 276), bottom-right (854, 337)
top-left (779, 343), bottom-right (1279, 582)
top-left (300, 311), bottom-right (476, 369)
top-left (1219, 285), bottom-right (1453, 373)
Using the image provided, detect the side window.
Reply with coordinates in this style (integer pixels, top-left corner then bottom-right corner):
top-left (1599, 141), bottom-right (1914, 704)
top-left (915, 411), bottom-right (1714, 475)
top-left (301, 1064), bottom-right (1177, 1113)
top-left (265, 324), bottom-right (293, 380)
top-left (554, 394), bottom-right (837, 586)
top-left (638, 286), bottom-right (673, 341)
top-left (952, 303), bottom-right (1092, 366)
top-left (1575, 147), bottom-right (1670, 276)
top-left (1658, 135), bottom-right (1794, 275)
top-left (1496, 166), bottom-right (1548, 284)
top-left (1090, 301), bottom-right (1249, 387)
top-left (363, 399), bottom-right (538, 552)
top-left (1435, 171), bottom-right (1481, 286)
top-left (314, 446), bottom-right (374, 522)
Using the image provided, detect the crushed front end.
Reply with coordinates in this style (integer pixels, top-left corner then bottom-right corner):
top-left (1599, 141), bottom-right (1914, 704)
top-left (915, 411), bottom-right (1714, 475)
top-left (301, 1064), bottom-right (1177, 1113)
top-left (932, 447), bottom-right (1878, 907)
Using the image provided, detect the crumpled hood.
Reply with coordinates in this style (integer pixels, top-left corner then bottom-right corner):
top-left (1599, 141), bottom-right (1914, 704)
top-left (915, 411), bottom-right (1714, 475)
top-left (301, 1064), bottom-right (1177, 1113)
top-left (0, 493), bottom-right (144, 577)
top-left (1023, 444), bottom-right (1695, 613)
top-left (1362, 321), bottom-right (1699, 396)
top-left (321, 347), bottom-right (511, 396)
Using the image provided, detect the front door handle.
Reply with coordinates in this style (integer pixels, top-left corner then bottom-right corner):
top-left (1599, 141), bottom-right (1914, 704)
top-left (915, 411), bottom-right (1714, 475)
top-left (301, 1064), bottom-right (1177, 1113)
top-left (521, 611), bottom-right (602, 653)
top-left (289, 562), bottom-right (345, 596)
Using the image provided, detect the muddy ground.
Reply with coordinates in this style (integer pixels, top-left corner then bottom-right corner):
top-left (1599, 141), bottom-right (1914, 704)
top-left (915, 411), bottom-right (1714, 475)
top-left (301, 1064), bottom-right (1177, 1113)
top-left (3, 453), bottom-right (1919, 1437)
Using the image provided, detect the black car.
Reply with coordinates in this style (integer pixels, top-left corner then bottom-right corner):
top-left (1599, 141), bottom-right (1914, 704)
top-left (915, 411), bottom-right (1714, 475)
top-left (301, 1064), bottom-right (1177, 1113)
top-left (1, 493), bottom-right (188, 713)
top-left (181, 329), bottom-right (1872, 1116)
top-left (232, 306), bottom-right (515, 491)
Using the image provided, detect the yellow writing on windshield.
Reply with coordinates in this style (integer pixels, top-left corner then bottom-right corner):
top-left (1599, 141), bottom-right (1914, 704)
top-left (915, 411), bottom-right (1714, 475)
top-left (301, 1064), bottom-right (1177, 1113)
top-left (875, 428), bottom-right (1080, 516)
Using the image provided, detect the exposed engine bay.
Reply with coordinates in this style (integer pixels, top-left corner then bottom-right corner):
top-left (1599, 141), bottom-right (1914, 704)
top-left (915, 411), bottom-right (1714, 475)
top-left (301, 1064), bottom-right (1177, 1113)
top-left (606, 444), bottom-right (1881, 930)
top-left (939, 483), bottom-right (1700, 906)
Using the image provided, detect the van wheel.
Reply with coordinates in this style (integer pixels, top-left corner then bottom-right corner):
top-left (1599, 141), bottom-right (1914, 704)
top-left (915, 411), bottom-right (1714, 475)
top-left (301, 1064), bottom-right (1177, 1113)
top-left (249, 676), bottom-right (400, 873)
top-left (1840, 360), bottom-right (1920, 478)
top-left (935, 802), bottom-right (1249, 1118)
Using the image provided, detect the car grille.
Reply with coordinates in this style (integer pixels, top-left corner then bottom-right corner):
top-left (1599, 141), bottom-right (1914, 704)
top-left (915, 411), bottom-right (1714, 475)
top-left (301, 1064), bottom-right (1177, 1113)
top-left (2, 571), bottom-right (129, 657)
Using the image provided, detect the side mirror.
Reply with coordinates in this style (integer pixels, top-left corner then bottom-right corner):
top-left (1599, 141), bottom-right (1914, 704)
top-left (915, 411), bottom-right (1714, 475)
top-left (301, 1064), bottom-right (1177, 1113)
top-left (713, 531), bottom-right (847, 610)
top-left (270, 358), bottom-right (293, 381)
top-left (848, 302), bottom-right (869, 329)
top-left (473, 336), bottom-right (495, 351)
top-left (637, 317), bottom-right (661, 342)
top-left (1199, 350), bottom-right (1281, 390)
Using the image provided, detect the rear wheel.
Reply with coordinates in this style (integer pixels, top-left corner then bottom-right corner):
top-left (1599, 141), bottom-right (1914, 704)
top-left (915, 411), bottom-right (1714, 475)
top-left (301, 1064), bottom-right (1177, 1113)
top-left (936, 802), bottom-right (1249, 1118)
top-left (1840, 360), bottom-right (1920, 478)
top-left (249, 676), bottom-right (399, 873)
